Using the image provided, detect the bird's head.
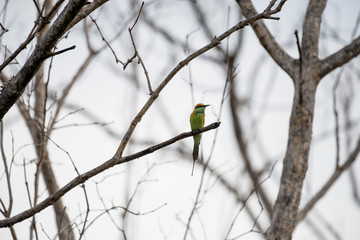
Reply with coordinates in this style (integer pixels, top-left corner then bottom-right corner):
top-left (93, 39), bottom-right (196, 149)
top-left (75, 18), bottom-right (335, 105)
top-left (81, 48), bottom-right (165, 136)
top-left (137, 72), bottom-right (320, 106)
top-left (194, 103), bottom-right (210, 108)
top-left (194, 103), bottom-right (210, 112)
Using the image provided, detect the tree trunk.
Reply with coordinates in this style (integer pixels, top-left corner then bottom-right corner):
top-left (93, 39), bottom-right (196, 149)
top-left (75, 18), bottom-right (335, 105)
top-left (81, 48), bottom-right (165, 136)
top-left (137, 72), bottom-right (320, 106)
top-left (267, 63), bottom-right (318, 239)
top-left (267, 1), bottom-right (326, 238)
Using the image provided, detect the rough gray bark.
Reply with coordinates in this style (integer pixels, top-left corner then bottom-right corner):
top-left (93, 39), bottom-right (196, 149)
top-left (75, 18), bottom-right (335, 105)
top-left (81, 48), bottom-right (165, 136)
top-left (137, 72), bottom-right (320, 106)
top-left (267, 61), bottom-right (317, 240)
top-left (0, 0), bottom-right (86, 120)
top-left (237, 0), bottom-right (360, 239)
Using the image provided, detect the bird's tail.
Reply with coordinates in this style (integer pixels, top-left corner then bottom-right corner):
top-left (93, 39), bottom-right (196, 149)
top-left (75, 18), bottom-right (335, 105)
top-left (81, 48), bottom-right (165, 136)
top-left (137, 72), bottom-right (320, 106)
top-left (191, 145), bottom-right (199, 176)
top-left (193, 145), bottom-right (199, 161)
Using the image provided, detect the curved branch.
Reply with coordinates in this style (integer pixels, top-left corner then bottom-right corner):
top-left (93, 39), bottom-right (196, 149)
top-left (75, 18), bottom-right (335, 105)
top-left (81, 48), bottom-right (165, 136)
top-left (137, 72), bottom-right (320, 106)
top-left (319, 36), bottom-right (360, 79)
top-left (0, 122), bottom-right (220, 228)
top-left (236, 0), bottom-right (296, 78)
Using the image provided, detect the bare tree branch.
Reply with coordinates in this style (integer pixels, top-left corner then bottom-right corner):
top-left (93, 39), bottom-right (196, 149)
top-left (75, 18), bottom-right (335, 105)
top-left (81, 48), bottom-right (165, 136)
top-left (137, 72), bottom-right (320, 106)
top-left (46, 45), bottom-right (76, 58)
top-left (90, 15), bottom-right (124, 64)
top-left (0, 0), bottom-right (87, 120)
top-left (127, 3), bottom-right (153, 94)
top-left (0, 122), bottom-right (17, 240)
top-left (0, 122), bottom-right (220, 228)
top-left (319, 36), bottom-right (360, 79)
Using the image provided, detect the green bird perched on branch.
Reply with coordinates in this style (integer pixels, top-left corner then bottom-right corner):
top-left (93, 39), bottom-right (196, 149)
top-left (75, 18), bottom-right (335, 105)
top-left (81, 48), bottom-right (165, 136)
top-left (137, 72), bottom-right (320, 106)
top-left (190, 103), bottom-right (210, 175)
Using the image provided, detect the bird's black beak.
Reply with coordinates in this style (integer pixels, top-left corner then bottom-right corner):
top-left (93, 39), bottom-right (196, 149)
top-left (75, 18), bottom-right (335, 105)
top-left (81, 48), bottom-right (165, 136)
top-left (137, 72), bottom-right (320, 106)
top-left (204, 104), bottom-right (210, 107)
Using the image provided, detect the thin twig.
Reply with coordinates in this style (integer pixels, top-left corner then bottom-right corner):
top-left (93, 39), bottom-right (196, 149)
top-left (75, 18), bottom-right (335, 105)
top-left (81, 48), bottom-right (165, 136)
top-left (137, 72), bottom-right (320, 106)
top-left (294, 30), bottom-right (302, 67)
top-left (225, 161), bottom-right (277, 239)
top-left (0, 22), bottom-right (9, 38)
top-left (45, 45), bottom-right (76, 58)
top-left (32, 0), bottom-right (42, 16)
top-left (79, 202), bottom-right (167, 233)
top-left (0, 121), bottom-right (13, 216)
top-left (0, 24), bottom-right (37, 72)
top-left (23, 158), bottom-right (39, 240)
top-left (76, 184), bottom-right (89, 240)
top-left (129, 2), bottom-right (144, 31)
top-left (125, 2), bottom-right (153, 94)
top-left (121, 163), bottom-right (156, 239)
top-left (40, 223), bottom-right (51, 240)
top-left (23, 159), bottom-right (33, 208)
top-left (182, 156), bottom-right (207, 240)
top-left (128, 26), bottom-right (153, 94)
top-left (332, 69), bottom-right (343, 168)
top-left (90, 15), bottom-right (124, 64)
top-left (183, 28), bottom-right (199, 106)
top-left (294, 29), bottom-right (304, 103)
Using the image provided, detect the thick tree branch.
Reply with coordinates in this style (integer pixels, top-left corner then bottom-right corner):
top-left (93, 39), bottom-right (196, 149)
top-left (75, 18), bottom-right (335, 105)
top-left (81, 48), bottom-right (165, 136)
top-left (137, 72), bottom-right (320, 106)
top-left (0, 122), bottom-right (220, 227)
top-left (65, 0), bottom-right (109, 32)
top-left (0, 0), bottom-right (87, 120)
top-left (319, 36), bottom-right (360, 79)
top-left (236, 0), bottom-right (295, 78)
top-left (301, 0), bottom-right (327, 62)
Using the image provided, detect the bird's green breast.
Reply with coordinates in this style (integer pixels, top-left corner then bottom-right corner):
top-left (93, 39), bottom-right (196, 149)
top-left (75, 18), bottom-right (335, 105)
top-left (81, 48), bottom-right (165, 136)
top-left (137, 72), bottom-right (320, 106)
top-left (190, 111), bottom-right (205, 146)
top-left (190, 112), bottom-right (205, 130)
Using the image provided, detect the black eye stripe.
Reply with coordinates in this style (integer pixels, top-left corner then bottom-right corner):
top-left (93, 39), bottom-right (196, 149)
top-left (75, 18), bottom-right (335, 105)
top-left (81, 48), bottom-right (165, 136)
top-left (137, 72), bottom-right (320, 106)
top-left (195, 104), bottom-right (209, 109)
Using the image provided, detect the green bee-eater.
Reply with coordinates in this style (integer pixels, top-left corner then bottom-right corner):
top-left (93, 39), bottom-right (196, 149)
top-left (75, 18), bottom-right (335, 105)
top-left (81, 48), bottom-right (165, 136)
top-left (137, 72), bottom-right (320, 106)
top-left (190, 103), bottom-right (210, 175)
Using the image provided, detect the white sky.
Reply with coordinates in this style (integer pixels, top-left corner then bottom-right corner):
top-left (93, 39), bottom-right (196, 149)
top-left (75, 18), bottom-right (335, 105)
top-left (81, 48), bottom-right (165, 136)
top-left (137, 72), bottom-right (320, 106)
top-left (0, 0), bottom-right (360, 239)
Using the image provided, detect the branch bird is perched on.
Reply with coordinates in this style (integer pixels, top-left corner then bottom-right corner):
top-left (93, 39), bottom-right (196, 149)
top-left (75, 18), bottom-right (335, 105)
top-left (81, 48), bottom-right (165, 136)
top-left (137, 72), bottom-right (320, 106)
top-left (190, 103), bottom-right (210, 175)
